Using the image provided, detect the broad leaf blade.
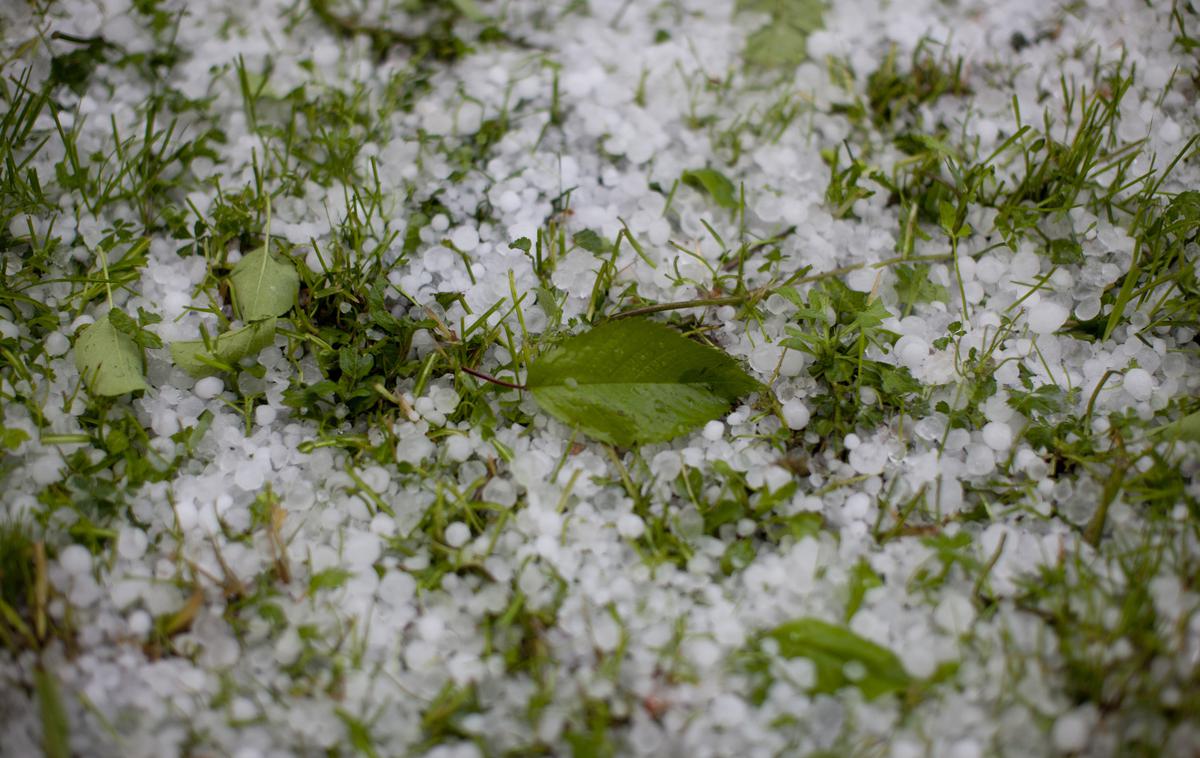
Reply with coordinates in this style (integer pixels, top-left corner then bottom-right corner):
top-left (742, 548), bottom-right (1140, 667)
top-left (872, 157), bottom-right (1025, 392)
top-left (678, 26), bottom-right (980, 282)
top-left (74, 313), bottom-right (147, 396)
top-left (525, 319), bottom-right (760, 446)
top-left (766, 617), bottom-right (910, 700)
top-left (170, 318), bottom-right (278, 377)
top-left (229, 246), bottom-right (299, 322)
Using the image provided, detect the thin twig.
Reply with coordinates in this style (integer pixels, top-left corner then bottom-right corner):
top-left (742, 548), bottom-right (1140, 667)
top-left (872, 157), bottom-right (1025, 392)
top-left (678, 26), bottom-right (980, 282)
top-left (609, 252), bottom-right (954, 321)
top-left (610, 294), bottom-right (748, 320)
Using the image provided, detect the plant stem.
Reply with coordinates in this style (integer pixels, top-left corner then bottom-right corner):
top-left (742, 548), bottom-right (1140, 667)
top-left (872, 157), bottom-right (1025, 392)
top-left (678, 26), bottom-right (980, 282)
top-left (99, 246), bottom-right (112, 307)
top-left (461, 366), bottom-right (526, 390)
top-left (1084, 369), bottom-right (1118, 426)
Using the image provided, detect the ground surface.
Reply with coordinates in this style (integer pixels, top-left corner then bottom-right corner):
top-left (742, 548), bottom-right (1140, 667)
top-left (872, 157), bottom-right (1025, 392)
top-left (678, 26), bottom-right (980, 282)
top-left (1, 0), bottom-right (1199, 756)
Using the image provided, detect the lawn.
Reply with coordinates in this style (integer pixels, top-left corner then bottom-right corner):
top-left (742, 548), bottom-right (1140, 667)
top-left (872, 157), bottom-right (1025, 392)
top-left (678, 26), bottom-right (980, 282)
top-left (1, 0), bottom-right (1198, 756)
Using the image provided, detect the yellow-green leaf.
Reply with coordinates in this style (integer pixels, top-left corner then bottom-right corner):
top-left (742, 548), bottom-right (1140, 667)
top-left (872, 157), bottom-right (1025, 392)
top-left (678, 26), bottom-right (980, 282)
top-left (229, 246), bottom-right (298, 322)
top-left (73, 313), bottom-right (147, 396)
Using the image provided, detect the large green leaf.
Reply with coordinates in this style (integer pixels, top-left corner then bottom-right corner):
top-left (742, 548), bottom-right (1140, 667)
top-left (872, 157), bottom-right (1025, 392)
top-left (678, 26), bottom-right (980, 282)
top-left (73, 313), bottom-right (147, 396)
top-left (525, 319), bottom-right (760, 447)
top-left (229, 245), bottom-right (299, 322)
top-left (170, 318), bottom-right (278, 377)
top-left (765, 617), bottom-right (911, 700)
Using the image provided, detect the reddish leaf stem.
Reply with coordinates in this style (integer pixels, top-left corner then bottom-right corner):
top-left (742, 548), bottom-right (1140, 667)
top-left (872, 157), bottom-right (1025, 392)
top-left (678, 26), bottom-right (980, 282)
top-left (461, 366), bottom-right (526, 390)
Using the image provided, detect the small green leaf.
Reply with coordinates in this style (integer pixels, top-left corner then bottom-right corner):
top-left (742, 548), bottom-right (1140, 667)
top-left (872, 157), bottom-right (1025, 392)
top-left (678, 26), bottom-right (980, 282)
top-left (169, 318), bottom-right (278, 377)
top-left (847, 297), bottom-right (891, 333)
top-left (537, 286), bottom-right (563, 327)
top-left (845, 559), bottom-right (882, 621)
top-left (74, 313), bottom-right (148, 396)
top-left (572, 228), bottom-right (609, 254)
top-left (1165, 190), bottom-right (1200, 227)
top-left (894, 265), bottom-right (948, 305)
top-left (721, 538), bottom-right (757, 574)
top-left (784, 512), bottom-right (823, 540)
top-left (681, 168), bottom-right (737, 210)
top-left (107, 307), bottom-right (164, 349)
top-left (1, 425), bottom-right (30, 451)
top-left (309, 567), bottom-right (353, 594)
top-left (338, 346), bottom-right (374, 382)
top-left (765, 617), bottom-right (910, 699)
top-left (1047, 238), bottom-right (1084, 265)
top-left (703, 500), bottom-right (746, 534)
top-left (525, 319), bottom-right (761, 447)
top-left (49, 39), bottom-right (108, 93)
top-left (229, 245), bottom-right (299, 322)
top-left (366, 281), bottom-right (409, 335)
top-left (938, 199), bottom-right (958, 233)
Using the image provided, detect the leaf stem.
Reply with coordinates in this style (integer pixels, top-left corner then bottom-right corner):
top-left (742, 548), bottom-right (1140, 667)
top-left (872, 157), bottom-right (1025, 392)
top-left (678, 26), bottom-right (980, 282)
top-left (1084, 369), bottom-right (1118, 426)
top-left (99, 246), bottom-right (112, 307)
top-left (461, 366), bottom-right (526, 391)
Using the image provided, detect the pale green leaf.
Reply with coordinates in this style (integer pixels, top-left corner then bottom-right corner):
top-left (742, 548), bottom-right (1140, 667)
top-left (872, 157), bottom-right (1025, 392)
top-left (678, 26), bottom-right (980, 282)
top-left (450, 0), bottom-right (488, 22)
top-left (170, 319), bottom-right (278, 377)
top-left (1150, 409), bottom-right (1200, 443)
top-left (73, 313), bottom-right (147, 396)
top-left (765, 617), bottom-right (910, 700)
top-left (229, 246), bottom-right (299, 322)
top-left (525, 319), bottom-right (760, 447)
top-left (737, 0), bottom-right (825, 69)
top-left (681, 168), bottom-right (737, 210)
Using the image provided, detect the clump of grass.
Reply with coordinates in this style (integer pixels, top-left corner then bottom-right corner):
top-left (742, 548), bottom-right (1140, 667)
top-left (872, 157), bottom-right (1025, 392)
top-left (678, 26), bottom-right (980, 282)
top-left (780, 279), bottom-right (925, 445)
top-left (0, 520), bottom-right (36, 614)
top-left (865, 40), bottom-right (971, 129)
top-left (1014, 535), bottom-right (1200, 753)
